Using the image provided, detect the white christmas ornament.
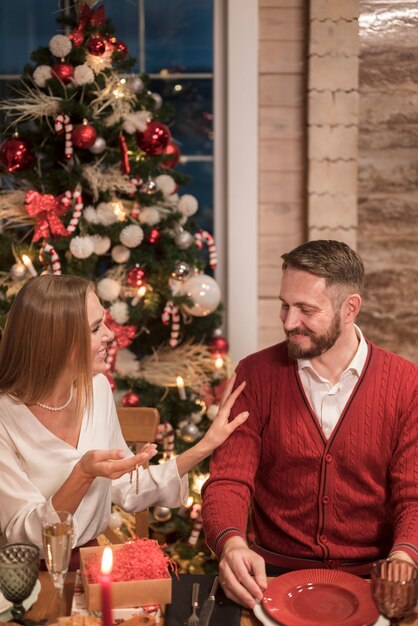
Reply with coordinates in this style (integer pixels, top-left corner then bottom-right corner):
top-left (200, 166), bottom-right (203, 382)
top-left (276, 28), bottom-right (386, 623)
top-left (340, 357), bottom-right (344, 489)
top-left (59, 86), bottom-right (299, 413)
top-left (49, 34), bottom-right (72, 57)
top-left (73, 64), bottom-right (95, 85)
top-left (120, 224), bottom-right (144, 248)
top-left (69, 236), bottom-right (94, 259)
top-left (156, 174), bottom-right (176, 196)
top-left (89, 136), bottom-right (107, 154)
top-left (180, 274), bottom-right (221, 317)
top-left (151, 92), bottom-right (163, 109)
top-left (128, 76), bottom-right (144, 94)
top-left (115, 348), bottom-right (140, 376)
top-left (91, 235), bottom-right (111, 255)
top-left (178, 194), bottom-right (198, 217)
top-left (83, 206), bottom-right (100, 224)
top-left (109, 300), bottom-right (130, 324)
top-left (206, 404), bottom-right (219, 421)
top-left (139, 206), bottom-right (160, 226)
top-left (11, 262), bottom-right (27, 280)
top-left (122, 110), bottom-right (150, 134)
top-left (174, 229), bottom-right (194, 250)
top-left (33, 65), bottom-right (52, 87)
top-left (97, 202), bottom-right (118, 225)
top-left (108, 511), bottom-right (122, 530)
top-left (190, 412), bottom-right (203, 425)
top-left (111, 244), bottom-right (130, 264)
top-left (97, 277), bottom-right (121, 301)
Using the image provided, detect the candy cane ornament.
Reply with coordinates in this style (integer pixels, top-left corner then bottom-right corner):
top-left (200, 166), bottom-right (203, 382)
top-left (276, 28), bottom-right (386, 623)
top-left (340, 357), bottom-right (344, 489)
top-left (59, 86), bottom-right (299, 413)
top-left (61, 189), bottom-right (83, 234)
top-left (194, 229), bottom-right (217, 269)
top-left (188, 503), bottom-right (203, 546)
top-left (42, 243), bottom-right (62, 275)
top-left (161, 300), bottom-right (180, 348)
top-left (55, 113), bottom-right (73, 159)
top-left (105, 340), bottom-right (118, 372)
top-left (155, 422), bottom-right (175, 458)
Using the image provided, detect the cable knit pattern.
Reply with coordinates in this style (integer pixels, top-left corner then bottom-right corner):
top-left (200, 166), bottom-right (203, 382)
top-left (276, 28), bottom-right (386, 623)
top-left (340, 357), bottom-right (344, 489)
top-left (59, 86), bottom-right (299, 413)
top-left (202, 341), bottom-right (418, 568)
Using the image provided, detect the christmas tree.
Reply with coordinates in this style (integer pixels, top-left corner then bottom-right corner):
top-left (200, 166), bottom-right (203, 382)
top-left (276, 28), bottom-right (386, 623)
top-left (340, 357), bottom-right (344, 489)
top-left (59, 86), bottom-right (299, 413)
top-left (0, 2), bottom-right (229, 573)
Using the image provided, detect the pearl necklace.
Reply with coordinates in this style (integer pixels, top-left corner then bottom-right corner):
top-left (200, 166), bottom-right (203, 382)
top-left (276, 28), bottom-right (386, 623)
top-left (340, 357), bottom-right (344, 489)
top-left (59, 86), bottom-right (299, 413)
top-left (36, 384), bottom-right (74, 412)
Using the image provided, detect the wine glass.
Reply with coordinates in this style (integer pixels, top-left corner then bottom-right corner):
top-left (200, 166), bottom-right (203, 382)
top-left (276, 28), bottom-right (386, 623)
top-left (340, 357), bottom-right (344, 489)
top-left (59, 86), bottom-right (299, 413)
top-left (0, 543), bottom-right (40, 624)
top-left (41, 510), bottom-right (73, 596)
top-left (371, 558), bottom-right (418, 625)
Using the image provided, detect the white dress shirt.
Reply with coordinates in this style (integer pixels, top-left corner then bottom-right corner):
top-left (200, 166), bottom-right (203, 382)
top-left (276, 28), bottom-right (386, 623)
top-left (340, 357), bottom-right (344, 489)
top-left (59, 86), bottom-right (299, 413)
top-left (0, 373), bottom-right (188, 555)
top-left (297, 325), bottom-right (368, 439)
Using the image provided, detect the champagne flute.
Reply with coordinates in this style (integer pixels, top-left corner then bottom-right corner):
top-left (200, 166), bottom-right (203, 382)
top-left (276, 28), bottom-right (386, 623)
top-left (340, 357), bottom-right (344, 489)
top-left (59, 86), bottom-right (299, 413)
top-left (41, 510), bottom-right (73, 596)
top-left (371, 558), bottom-right (418, 625)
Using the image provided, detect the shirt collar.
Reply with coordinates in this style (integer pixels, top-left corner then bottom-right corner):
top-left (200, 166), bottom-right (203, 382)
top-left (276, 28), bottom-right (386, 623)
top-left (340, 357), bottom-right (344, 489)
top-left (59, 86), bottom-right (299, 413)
top-left (297, 324), bottom-right (368, 378)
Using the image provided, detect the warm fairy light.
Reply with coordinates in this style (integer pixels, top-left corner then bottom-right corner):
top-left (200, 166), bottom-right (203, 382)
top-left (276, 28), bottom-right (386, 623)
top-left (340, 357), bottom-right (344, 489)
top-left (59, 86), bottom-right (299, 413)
top-left (111, 200), bottom-right (126, 221)
top-left (101, 546), bottom-right (113, 575)
top-left (176, 375), bottom-right (186, 400)
top-left (112, 80), bottom-right (127, 99)
top-left (186, 496), bottom-right (194, 508)
top-left (214, 356), bottom-right (224, 369)
top-left (21, 254), bottom-right (38, 277)
top-left (137, 285), bottom-right (146, 297)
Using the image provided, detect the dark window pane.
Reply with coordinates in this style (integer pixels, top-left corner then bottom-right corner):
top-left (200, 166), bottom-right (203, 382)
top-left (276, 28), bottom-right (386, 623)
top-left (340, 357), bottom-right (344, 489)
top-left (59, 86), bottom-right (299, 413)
top-left (103, 0), bottom-right (139, 70)
top-left (150, 78), bottom-right (213, 156)
top-left (0, 0), bottom-right (59, 73)
top-left (144, 0), bottom-right (213, 73)
top-left (177, 160), bottom-right (213, 235)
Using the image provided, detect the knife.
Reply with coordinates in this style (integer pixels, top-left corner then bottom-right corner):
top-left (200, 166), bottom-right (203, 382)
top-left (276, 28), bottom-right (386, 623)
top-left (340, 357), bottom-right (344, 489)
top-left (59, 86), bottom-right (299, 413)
top-left (198, 576), bottom-right (219, 626)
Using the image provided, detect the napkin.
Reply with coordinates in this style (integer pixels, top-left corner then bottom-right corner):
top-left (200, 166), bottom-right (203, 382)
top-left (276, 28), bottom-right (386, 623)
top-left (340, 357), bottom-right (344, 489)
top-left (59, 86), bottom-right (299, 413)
top-left (164, 574), bottom-right (241, 626)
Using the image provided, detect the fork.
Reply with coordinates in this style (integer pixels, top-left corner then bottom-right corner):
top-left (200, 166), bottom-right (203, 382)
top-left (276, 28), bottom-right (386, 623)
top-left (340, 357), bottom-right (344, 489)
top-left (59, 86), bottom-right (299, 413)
top-left (186, 582), bottom-right (200, 626)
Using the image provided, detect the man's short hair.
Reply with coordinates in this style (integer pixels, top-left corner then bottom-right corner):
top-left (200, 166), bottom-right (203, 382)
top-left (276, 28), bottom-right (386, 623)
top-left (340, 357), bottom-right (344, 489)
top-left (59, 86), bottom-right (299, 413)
top-left (281, 240), bottom-right (365, 296)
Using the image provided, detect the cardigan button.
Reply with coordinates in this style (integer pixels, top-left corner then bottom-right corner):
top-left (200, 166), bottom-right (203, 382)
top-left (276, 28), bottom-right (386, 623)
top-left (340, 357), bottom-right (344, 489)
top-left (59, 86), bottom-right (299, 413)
top-left (325, 454), bottom-right (333, 462)
top-left (321, 496), bottom-right (330, 504)
top-left (320, 534), bottom-right (328, 543)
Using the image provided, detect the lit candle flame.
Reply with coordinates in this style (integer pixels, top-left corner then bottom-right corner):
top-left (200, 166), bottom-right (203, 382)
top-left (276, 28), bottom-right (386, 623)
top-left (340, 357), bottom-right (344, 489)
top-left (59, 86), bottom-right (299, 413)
top-left (214, 356), bottom-right (224, 369)
top-left (101, 546), bottom-right (113, 575)
top-left (21, 254), bottom-right (38, 277)
top-left (176, 375), bottom-right (186, 400)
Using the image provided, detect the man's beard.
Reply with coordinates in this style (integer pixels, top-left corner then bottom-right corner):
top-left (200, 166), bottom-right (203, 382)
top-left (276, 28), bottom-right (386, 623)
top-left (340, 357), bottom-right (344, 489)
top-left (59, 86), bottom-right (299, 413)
top-left (285, 311), bottom-right (342, 360)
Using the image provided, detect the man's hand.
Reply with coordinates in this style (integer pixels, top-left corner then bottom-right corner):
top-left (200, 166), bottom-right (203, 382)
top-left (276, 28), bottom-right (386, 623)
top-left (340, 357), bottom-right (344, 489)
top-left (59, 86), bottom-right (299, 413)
top-left (389, 550), bottom-right (417, 567)
top-left (219, 537), bottom-right (267, 608)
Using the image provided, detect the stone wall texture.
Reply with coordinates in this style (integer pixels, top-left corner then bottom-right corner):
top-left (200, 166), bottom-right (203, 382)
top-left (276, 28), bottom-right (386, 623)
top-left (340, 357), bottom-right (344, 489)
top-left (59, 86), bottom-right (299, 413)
top-left (357, 0), bottom-right (418, 364)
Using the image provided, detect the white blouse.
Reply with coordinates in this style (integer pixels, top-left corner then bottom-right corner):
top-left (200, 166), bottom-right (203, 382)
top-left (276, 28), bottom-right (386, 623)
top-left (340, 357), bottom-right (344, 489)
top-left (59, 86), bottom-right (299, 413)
top-left (0, 374), bottom-right (188, 555)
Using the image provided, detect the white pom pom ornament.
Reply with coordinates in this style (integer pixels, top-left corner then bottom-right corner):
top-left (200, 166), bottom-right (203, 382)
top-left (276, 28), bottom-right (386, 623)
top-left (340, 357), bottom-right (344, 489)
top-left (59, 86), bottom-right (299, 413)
top-left (155, 174), bottom-right (176, 196)
top-left (109, 300), bottom-right (130, 324)
top-left (83, 206), bottom-right (100, 224)
top-left (97, 277), bottom-right (121, 301)
top-left (69, 236), bottom-right (94, 259)
top-left (49, 34), bottom-right (72, 57)
top-left (139, 207), bottom-right (160, 226)
top-left (178, 194), bottom-right (198, 217)
top-left (96, 202), bottom-right (118, 225)
top-left (111, 245), bottom-right (130, 264)
top-left (73, 64), bottom-right (95, 86)
top-left (33, 65), bottom-right (52, 87)
top-left (120, 224), bottom-right (144, 248)
top-left (91, 235), bottom-right (111, 255)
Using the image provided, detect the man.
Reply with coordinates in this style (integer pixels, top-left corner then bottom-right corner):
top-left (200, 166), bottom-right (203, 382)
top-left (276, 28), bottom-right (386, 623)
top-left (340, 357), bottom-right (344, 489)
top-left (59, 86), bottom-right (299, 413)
top-left (201, 240), bottom-right (418, 608)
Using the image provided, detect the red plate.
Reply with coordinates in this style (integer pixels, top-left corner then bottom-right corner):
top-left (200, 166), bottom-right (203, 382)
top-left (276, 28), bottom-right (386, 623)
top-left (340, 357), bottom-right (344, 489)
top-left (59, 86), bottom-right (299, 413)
top-left (261, 569), bottom-right (379, 626)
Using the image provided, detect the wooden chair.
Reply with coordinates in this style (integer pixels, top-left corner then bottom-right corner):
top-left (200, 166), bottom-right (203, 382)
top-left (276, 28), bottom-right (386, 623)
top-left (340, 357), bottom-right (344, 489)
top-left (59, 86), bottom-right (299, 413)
top-left (103, 406), bottom-right (160, 543)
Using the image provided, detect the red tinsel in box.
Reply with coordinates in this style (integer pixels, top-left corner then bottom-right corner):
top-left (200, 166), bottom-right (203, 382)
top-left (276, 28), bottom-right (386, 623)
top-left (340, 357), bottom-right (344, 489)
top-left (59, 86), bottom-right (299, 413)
top-left (80, 539), bottom-right (172, 610)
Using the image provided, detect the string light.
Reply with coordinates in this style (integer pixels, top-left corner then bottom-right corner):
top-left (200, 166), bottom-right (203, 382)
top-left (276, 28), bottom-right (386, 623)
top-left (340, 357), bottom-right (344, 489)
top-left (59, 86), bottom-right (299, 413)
top-left (214, 356), bottom-right (224, 369)
top-left (110, 199), bottom-right (127, 221)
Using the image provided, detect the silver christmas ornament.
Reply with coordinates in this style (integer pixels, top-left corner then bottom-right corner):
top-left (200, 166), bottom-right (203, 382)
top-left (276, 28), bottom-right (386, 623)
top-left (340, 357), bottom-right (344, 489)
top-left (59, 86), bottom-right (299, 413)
top-left (172, 260), bottom-right (191, 281)
top-left (174, 230), bottom-right (194, 250)
top-left (129, 76), bottom-right (144, 94)
top-left (89, 136), bottom-right (107, 154)
top-left (153, 506), bottom-right (172, 522)
top-left (10, 262), bottom-right (26, 280)
top-left (142, 178), bottom-right (157, 195)
top-left (151, 92), bottom-right (163, 109)
top-left (181, 422), bottom-right (200, 443)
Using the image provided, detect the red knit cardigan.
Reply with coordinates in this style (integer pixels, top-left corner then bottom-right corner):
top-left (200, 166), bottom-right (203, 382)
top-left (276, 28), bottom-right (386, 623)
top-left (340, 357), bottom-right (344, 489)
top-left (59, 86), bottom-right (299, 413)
top-left (202, 341), bottom-right (418, 567)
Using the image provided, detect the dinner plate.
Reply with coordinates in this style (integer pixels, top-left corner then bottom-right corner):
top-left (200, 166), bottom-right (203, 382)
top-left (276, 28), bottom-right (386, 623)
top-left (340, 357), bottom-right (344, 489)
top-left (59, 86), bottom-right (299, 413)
top-left (254, 602), bottom-right (389, 626)
top-left (260, 569), bottom-right (380, 626)
top-left (0, 578), bottom-right (41, 620)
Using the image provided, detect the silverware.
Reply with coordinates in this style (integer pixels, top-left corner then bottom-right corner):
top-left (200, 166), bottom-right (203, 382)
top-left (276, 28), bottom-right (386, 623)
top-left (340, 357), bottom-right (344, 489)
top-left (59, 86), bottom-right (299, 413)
top-left (199, 576), bottom-right (219, 626)
top-left (186, 582), bottom-right (200, 626)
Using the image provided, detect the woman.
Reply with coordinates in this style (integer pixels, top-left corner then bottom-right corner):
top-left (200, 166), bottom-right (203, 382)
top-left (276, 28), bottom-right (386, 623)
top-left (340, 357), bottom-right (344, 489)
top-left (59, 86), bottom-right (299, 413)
top-left (0, 274), bottom-right (248, 560)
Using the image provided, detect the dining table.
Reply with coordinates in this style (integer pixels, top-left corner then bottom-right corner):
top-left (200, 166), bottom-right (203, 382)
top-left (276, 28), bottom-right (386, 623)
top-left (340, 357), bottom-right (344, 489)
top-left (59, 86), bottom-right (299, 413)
top-left (24, 571), bottom-right (418, 626)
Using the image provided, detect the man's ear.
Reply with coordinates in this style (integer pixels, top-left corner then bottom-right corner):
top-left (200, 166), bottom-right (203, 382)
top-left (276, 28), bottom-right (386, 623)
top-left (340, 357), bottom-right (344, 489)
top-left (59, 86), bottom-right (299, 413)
top-left (344, 293), bottom-right (362, 321)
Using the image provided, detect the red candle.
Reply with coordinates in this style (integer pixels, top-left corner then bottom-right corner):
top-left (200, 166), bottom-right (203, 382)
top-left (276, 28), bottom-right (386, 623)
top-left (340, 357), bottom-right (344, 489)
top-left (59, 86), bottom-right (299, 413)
top-left (99, 547), bottom-right (113, 626)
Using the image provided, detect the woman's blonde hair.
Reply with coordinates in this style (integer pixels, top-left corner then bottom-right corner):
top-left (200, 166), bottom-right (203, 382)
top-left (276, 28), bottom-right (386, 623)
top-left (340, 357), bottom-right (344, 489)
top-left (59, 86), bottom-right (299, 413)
top-left (0, 274), bottom-right (94, 416)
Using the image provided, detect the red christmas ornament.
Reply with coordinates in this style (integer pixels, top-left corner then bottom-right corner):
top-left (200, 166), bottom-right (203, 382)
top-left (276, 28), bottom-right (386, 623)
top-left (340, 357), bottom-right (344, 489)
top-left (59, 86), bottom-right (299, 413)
top-left (208, 336), bottom-right (229, 357)
top-left (122, 391), bottom-right (141, 407)
top-left (0, 137), bottom-right (34, 173)
top-left (114, 40), bottom-right (128, 61)
top-left (162, 140), bottom-right (181, 169)
top-left (51, 62), bottom-right (74, 84)
top-left (72, 123), bottom-right (97, 149)
top-left (127, 266), bottom-right (146, 288)
top-left (87, 36), bottom-right (106, 56)
top-left (147, 228), bottom-right (160, 244)
top-left (136, 121), bottom-right (171, 156)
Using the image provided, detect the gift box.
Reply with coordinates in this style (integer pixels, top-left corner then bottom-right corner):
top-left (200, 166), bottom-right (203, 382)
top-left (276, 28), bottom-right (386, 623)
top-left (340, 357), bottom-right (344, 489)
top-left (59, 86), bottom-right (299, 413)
top-left (80, 544), bottom-right (172, 610)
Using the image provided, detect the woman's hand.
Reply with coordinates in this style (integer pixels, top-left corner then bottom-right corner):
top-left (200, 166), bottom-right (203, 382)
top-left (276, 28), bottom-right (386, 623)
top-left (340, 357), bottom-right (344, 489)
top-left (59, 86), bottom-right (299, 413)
top-left (78, 443), bottom-right (157, 480)
top-left (201, 372), bottom-right (248, 453)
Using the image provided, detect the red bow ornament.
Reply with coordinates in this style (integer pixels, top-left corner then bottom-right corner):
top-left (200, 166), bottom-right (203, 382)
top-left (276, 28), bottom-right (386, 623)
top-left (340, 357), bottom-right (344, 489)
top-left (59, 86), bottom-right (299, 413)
top-left (70, 4), bottom-right (106, 47)
top-left (105, 311), bottom-right (137, 349)
top-left (24, 190), bottom-right (71, 242)
top-left (200, 378), bottom-right (228, 409)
